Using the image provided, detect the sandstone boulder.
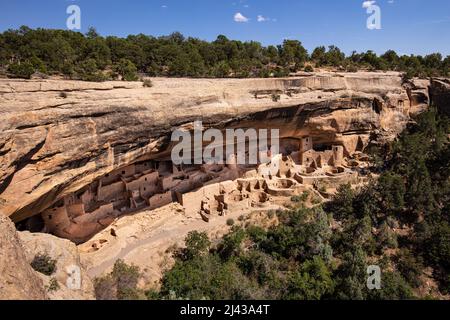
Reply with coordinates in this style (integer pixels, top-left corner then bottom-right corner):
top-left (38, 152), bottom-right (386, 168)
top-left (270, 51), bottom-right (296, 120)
top-left (18, 231), bottom-right (95, 300)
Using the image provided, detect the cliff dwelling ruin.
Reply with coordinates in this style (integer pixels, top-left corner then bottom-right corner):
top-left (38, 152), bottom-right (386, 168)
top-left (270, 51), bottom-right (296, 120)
top-left (18, 136), bottom-right (369, 244)
top-left (5, 73), bottom-right (436, 245)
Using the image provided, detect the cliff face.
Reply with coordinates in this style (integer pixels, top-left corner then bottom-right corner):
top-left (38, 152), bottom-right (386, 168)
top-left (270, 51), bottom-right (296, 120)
top-left (431, 78), bottom-right (450, 116)
top-left (0, 214), bottom-right (93, 300)
top-left (0, 72), bottom-right (436, 222)
top-left (0, 215), bottom-right (47, 300)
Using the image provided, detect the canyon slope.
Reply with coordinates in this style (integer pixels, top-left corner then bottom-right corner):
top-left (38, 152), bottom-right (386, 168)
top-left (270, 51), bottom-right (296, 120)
top-left (0, 72), bottom-right (436, 223)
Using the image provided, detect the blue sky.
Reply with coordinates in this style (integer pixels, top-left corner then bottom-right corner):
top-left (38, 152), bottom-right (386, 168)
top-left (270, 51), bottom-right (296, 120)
top-left (0, 0), bottom-right (449, 56)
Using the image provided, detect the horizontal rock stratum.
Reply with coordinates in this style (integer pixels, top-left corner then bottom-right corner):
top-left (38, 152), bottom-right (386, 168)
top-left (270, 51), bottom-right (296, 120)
top-left (0, 72), bottom-right (441, 222)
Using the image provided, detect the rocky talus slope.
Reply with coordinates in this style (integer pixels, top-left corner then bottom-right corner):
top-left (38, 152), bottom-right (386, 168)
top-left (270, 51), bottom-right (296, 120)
top-left (0, 72), bottom-right (442, 223)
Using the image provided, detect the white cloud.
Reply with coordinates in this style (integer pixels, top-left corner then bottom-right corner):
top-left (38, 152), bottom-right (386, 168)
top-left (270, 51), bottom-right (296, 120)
top-left (161, 5), bottom-right (167, 8)
top-left (362, 1), bottom-right (376, 8)
top-left (234, 12), bottom-right (249, 23)
top-left (257, 15), bottom-right (277, 22)
top-left (257, 15), bottom-right (268, 22)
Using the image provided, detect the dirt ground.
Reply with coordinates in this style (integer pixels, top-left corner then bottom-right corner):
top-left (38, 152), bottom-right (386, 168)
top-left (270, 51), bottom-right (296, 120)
top-left (78, 201), bottom-right (283, 288)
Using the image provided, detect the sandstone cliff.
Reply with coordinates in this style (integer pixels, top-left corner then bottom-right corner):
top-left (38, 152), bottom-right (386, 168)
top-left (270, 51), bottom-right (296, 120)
top-left (0, 215), bottom-right (47, 300)
top-left (0, 214), bottom-right (94, 300)
top-left (0, 72), bottom-right (437, 222)
top-left (431, 78), bottom-right (450, 116)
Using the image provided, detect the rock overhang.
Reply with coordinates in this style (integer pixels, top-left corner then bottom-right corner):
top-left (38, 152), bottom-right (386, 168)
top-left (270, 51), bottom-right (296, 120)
top-left (0, 72), bottom-right (440, 222)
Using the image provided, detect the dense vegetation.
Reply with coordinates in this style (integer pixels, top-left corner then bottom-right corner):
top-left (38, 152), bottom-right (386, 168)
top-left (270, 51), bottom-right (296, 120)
top-left (1, 26), bottom-right (449, 81)
top-left (95, 108), bottom-right (449, 300)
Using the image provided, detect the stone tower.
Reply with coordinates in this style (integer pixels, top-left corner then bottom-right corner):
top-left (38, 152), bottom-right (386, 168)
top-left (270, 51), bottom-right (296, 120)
top-left (299, 137), bottom-right (313, 153)
top-left (332, 145), bottom-right (344, 167)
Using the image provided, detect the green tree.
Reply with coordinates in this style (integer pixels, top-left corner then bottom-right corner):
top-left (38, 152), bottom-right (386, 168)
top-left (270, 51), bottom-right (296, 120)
top-left (77, 58), bottom-right (106, 81)
top-left (377, 172), bottom-right (405, 214)
top-left (311, 46), bottom-right (326, 66)
top-left (218, 227), bottom-right (246, 260)
top-left (86, 27), bottom-right (100, 39)
top-left (113, 58), bottom-right (138, 81)
top-left (161, 255), bottom-right (258, 300)
top-left (94, 260), bottom-right (144, 300)
top-left (381, 50), bottom-right (399, 69)
top-left (328, 183), bottom-right (354, 220)
top-left (368, 272), bottom-right (415, 300)
top-left (279, 40), bottom-right (308, 70)
top-left (7, 61), bottom-right (34, 79)
top-left (285, 257), bottom-right (335, 300)
top-left (405, 158), bottom-right (435, 216)
top-left (184, 231), bottom-right (211, 260)
top-left (426, 222), bottom-right (450, 271)
top-left (394, 249), bottom-right (424, 288)
top-left (324, 45), bottom-right (345, 67)
top-left (377, 221), bottom-right (398, 250)
top-left (212, 61), bottom-right (230, 78)
top-left (334, 246), bottom-right (368, 300)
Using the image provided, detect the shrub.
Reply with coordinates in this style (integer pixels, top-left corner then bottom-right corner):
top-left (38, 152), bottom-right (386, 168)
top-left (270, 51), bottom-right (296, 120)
top-left (47, 278), bottom-right (60, 292)
top-left (8, 62), bottom-right (35, 79)
top-left (285, 257), bottom-right (334, 299)
top-left (227, 218), bottom-right (235, 226)
top-left (271, 93), bottom-right (281, 102)
top-left (143, 79), bottom-right (153, 87)
top-left (377, 221), bottom-right (398, 250)
top-left (327, 183), bottom-right (354, 220)
top-left (77, 59), bottom-right (107, 82)
top-left (368, 271), bottom-right (415, 300)
top-left (113, 58), bottom-right (139, 81)
top-left (29, 56), bottom-right (47, 74)
top-left (301, 191), bottom-right (311, 201)
top-left (311, 194), bottom-right (323, 205)
top-left (394, 249), bottom-right (423, 288)
top-left (402, 70), bottom-right (415, 82)
top-left (273, 67), bottom-right (289, 78)
top-left (83, 72), bottom-right (107, 82)
top-left (145, 288), bottom-right (160, 300)
top-left (184, 231), bottom-right (211, 260)
top-left (212, 61), bottom-right (230, 78)
top-left (291, 191), bottom-right (312, 205)
top-left (246, 225), bottom-right (267, 244)
top-left (161, 254), bottom-right (257, 300)
top-left (304, 65), bottom-right (314, 72)
top-left (426, 223), bottom-right (450, 272)
top-left (112, 260), bottom-right (142, 299)
top-left (218, 227), bottom-right (246, 260)
top-left (346, 64), bottom-right (358, 72)
top-left (31, 253), bottom-right (57, 276)
top-left (94, 259), bottom-right (144, 300)
top-left (59, 91), bottom-right (68, 99)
